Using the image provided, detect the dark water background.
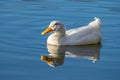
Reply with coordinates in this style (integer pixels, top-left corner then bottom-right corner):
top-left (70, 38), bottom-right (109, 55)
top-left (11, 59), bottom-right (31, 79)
top-left (0, 0), bottom-right (120, 80)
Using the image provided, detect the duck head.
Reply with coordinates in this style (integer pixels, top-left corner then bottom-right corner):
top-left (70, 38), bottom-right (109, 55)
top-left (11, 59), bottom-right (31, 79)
top-left (41, 21), bottom-right (66, 36)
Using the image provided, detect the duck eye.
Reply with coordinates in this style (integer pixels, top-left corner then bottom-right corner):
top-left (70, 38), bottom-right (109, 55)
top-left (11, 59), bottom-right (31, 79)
top-left (54, 23), bottom-right (58, 25)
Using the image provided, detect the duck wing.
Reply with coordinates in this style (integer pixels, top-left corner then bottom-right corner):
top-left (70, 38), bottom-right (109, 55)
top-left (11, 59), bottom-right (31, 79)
top-left (65, 17), bottom-right (101, 45)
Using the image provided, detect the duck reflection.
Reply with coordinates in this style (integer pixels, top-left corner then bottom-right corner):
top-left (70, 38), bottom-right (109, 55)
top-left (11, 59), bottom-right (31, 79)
top-left (41, 44), bottom-right (101, 67)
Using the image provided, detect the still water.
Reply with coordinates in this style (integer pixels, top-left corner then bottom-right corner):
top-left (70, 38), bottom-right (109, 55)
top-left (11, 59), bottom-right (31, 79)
top-left (0, 0), bottom-right (120, 80)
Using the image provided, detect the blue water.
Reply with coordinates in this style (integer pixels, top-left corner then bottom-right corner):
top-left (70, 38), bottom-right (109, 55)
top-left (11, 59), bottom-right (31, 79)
top-left (0, 0), bottom-right (120, 80)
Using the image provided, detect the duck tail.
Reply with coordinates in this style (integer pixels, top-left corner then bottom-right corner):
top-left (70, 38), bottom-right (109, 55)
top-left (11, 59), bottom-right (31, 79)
top-left (88, 17), bottom-right (101, 31)
top-left (94, 17), bottom-right (101, 25)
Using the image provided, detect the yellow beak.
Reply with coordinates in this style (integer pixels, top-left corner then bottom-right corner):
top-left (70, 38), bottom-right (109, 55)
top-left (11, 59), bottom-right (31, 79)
top-left (41, 27), bottom-right (53, 35)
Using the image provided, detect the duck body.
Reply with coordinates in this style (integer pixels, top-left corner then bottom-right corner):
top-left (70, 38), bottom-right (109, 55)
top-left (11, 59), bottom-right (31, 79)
top-left (42, 17), bottom-right (102, 45)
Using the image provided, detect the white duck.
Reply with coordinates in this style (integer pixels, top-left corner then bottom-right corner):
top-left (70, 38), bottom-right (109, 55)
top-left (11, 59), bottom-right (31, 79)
top-left (41, 17), bottom-right (102, 45)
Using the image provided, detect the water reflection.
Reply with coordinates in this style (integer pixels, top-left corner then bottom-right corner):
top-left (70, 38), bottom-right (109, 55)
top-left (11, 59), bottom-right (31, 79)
top-left (41, 44), bottom-right (65, 67)
top-left (41, 44), bottom-right (101, 67)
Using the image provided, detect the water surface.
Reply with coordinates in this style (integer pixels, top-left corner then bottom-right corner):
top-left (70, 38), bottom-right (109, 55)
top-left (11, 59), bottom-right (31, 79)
top-left (0, 0), bottom-right (120, 80)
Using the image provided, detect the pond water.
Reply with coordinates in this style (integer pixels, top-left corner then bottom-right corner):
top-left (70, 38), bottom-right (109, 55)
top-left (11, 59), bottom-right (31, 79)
top-left (0, 0), bottom-right (120, 80)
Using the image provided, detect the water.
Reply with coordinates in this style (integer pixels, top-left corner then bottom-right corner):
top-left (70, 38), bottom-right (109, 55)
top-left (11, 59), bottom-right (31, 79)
top-left (0, 0), bottom-right (120, 80)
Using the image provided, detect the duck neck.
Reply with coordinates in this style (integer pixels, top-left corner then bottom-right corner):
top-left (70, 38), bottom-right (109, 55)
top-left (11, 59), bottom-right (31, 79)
top-left (54, 30), bottom-right (66, 37)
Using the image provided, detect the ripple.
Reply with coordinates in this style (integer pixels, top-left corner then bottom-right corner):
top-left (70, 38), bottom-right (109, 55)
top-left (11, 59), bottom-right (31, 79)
top-left (22, 0), bottom-right (48, 2)
top-left (66, 0), bottom-right (96, 2)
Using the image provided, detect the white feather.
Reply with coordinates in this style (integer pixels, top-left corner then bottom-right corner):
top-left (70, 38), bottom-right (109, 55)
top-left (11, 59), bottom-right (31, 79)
top-left (45, 17), bottom-right (102, 45)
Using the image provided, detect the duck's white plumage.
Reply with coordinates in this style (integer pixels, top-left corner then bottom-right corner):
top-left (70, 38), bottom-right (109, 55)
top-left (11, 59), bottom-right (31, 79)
top-left (42, 17), bottom-right (102, 45)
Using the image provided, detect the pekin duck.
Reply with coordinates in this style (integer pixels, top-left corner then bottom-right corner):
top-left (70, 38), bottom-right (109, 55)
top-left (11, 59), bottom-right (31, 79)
top-left (41, 17), bottom-right (102, 45)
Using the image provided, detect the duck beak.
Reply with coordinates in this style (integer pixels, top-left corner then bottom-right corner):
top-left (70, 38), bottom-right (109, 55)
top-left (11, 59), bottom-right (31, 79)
top-left (41, 26), bottom-right (53, 35)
